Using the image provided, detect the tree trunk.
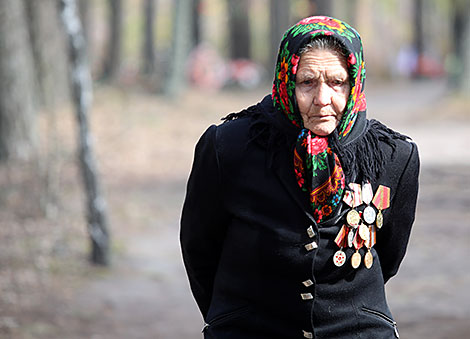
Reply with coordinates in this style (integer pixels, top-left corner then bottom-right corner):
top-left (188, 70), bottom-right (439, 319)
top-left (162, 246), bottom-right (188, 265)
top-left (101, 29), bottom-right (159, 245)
top-left (101, 0), bottom-right (123, 81)
top-left (227, 0), bottom-right (251, 60)
top-left (269, 0), bottom-right (290, 72)
top-left (308, 0), bottom-right (332, 16)
top-left (413, 0), bottom-right (424, 77)
top-left (0, 0), bottom-right (37, 161)
top-left (165, 0), bottom-right (191, 97)
top-left (141, 0), bottom-right (156, 75)
top-left (78, 0), bottom-right (92, 59)
top-left (192, 0), bottom-right (201, 48)
top-left (451, 0), bottom-right (470, 91)
top-left (59, 0), bottom-right (111, 265)
top-left (24, 0), bottom-right (69, 109)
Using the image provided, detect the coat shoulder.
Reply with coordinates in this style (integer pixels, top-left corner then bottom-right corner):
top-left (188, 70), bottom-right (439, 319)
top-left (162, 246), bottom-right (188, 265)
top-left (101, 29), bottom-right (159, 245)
top-left (369, 119), bottom-right (418, 163)
top-left (369, 119), bottom-right (420, 194)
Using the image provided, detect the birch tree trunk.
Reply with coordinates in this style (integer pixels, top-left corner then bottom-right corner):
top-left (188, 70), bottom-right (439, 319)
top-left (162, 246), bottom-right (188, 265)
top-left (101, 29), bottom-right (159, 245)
top-left (59, 0), bottom-right (110, 265)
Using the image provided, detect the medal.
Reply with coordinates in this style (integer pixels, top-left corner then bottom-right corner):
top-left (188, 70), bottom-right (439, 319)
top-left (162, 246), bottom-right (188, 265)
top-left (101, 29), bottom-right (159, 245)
top-left (358, 224), bottom-right (370, 242)
top-left (362, 181), bottom-right (376, 224)
top-left (364, 250), bottom-right (373, 269)
top-left (376, 210), bottom-right (383, 229)
top-left (344, 183), bottom-right (362, 227)
top-left (351, 229), bottom-right (364, 269)
top-left (351, 251), bottom-right (361, 269)
top-left (347, 228), bottom-right (355, 247)
top-left (363, 206), bottom-right (376, 224)
top-left (372, 185), bottom-right (390, 229)
top-left (346, 209), bottom-right (360, 227)
top-left (364, 226), bottom-right (374, 269)
top-left (333, 250), bottom-right (347, 267)
top-left (333, 226), bottom-right (349, 267)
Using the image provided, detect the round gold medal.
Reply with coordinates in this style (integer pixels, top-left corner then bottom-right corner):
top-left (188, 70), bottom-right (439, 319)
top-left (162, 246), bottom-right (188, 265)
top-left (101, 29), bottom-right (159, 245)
top-left (359, 224), bottom-right (370, 242)
top-left (333, 250), bottom-right (346, 267)
top-left (364, 250), bottom-right (373, 269)
top-left (346, 209), bottom-right (360, 227)
top-left (376, 210), bottom-right (383, 229)
top-left (351, 251), bottom-right (361, 269)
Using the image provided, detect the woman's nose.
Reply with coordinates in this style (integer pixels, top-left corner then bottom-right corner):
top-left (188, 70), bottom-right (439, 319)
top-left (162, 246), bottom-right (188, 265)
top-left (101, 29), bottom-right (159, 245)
top-left (313, 82), bottom-right (332, 107)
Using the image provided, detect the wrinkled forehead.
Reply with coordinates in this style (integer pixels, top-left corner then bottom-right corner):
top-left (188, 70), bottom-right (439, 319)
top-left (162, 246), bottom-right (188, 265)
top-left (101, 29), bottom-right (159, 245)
top-left (296, 49), bottom-right (349, 79)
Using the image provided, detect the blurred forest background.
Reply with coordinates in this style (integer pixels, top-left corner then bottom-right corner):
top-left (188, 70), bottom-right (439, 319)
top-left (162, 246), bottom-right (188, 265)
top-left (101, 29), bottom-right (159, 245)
top-left (0, 0), bottom-right (469, 338)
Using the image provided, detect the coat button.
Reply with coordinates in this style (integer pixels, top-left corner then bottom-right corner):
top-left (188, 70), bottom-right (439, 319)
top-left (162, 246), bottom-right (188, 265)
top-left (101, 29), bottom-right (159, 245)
top-left (303, 330), bottom-right (313, 338)
top-left (307, 226), bottom-right (315, 238)
top-left (304, 241), bottom-right (318, 251)
top-left (302, 279), bottom-right (314, 287)
top-left (300, 293), bottom-right (313, 300)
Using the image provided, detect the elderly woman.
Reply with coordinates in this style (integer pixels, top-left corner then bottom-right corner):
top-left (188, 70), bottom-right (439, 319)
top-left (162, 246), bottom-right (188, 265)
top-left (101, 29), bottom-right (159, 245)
top-left (181, 16), bottom-right (419, 339)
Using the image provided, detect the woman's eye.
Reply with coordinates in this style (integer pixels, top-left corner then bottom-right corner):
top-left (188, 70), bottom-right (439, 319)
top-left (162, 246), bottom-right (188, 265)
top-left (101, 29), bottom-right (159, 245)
top-left (332, 80), bottom-right (345, 86)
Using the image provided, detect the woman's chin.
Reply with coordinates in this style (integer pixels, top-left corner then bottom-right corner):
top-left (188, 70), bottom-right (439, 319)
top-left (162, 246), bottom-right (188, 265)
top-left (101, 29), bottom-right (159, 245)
top-left (304, 121), bottom-right (338, 136)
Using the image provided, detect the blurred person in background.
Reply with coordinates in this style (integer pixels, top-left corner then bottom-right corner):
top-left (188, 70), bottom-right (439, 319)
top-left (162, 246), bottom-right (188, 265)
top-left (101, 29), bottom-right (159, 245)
top-left (181, 16), bottom-right (419, 339)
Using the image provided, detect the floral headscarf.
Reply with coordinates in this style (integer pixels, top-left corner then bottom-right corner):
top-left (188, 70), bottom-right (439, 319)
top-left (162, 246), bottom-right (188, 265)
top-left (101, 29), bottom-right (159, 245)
top-left (272, 16), bottom-right (367, 223)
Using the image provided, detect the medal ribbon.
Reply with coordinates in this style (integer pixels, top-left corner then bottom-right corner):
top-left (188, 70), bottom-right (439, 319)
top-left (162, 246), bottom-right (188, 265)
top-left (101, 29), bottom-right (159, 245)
top-left (352, 230), bottom-right (365, 250)
top-left (334, 225), bottom-right (349, 248)
top-left (349, 183), bottom-right (362, 207)
top-left (369, 225), bottom-right (377, 247)
top-left (372, 185), bottom-right (391, 210)
top-left (343, 190), bottom-right (353, 207)
top-left (362, 182), bottom-right (373, 205)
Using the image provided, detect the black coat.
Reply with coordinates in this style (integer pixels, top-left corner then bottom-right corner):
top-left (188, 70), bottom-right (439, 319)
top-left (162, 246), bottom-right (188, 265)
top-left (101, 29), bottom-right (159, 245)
top-left (180, 96), bottom-right (419, 339)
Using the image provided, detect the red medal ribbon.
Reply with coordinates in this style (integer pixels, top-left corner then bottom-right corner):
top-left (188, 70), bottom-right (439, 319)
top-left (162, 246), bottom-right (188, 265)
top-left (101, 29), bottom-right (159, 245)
top-left (349, 183), bottom-right (362, 207)
top-left (334, 225), bottom-right (348, 248)
top-left (372, 185), bottom-right (390, 210)
top-left (352, 229), bottom-right (365, 250)
top-left (343, 190), bottom-right (353, 207)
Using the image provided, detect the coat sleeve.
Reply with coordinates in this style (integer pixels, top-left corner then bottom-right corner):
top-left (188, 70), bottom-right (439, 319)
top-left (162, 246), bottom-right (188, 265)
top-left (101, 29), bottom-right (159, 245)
top-left (375, 141), bottom-right (420, 283)
top-left (180, 124), bottom-right (230, 318)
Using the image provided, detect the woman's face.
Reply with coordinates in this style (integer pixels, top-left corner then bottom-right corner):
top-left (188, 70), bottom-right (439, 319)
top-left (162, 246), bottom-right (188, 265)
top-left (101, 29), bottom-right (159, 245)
top-left (295, 49), bottom-right (350, 136)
